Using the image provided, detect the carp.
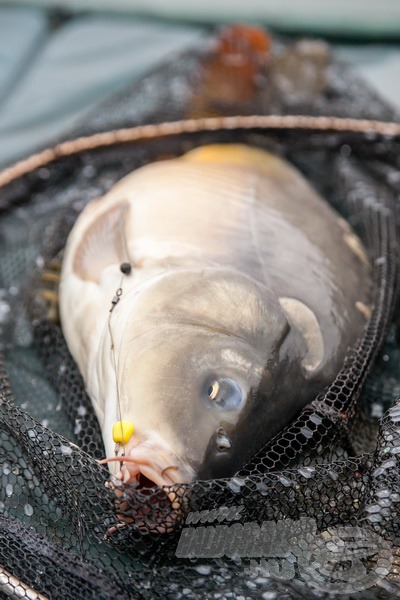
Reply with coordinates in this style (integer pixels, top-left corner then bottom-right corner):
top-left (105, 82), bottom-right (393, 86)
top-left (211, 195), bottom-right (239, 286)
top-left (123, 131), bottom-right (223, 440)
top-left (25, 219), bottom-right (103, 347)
top-left (59, 144), bottom-right (372, 487)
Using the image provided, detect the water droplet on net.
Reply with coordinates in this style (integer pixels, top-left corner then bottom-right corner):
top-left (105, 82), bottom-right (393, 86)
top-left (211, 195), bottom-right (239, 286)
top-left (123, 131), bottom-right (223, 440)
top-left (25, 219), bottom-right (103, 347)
top-left (300, 426), bottom-right (313, 439)
top-left (60, 445), bottom-right (73, 456)
top-left (38, 168), bottom-right (50, 180)
top-left (388, 170), bottom-right (400, 184)
top-left (278, 475), bottom-right (292, 487)
top-left (254, 576), bottom-right (269, 586)
top-left (373, 459), bottom-right (396, 477)
top-left (0, 300), bottom-right (10, 324)
top-left (378, 498), bottom-right (391, 508)
top-left (35, 255), bottom-right (45, 269)
top-left (256, 480), bottom-right (270, 495)
top-left (376, 488), bottom-right (391, 498)
top-left (367, 513), bottom-right (382, 523)
top-left (298, 467), bottom-right (315, 479)
top-left (193, 565), bottom-right (212, 576)
top-left (228, 478), bottom-right (245, 493)
top-left (246, 580), bottom-right (257, 589)
top-left (262, 592), bottom-right (277, 600)
top-left (340, 144), bottom-right (351, 157)
top-left (371, 403), bottom-right (384, 418)
top-left (83, 165), bottom-right (97, 178)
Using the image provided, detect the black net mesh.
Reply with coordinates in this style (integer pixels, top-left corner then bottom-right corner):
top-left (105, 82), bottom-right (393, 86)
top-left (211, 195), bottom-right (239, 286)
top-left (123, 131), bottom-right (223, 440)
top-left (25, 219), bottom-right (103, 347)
top-left (1, 29), bottom-right (400, 599)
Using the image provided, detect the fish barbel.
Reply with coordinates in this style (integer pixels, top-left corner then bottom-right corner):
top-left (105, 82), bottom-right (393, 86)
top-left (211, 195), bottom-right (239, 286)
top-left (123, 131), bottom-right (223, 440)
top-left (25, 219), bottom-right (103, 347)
top-left (59, 144), bottom-right (372, 487)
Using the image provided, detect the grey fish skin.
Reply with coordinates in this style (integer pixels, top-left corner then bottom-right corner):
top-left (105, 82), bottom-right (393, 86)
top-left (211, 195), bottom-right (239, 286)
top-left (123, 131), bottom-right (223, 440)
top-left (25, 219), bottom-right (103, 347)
top-left (59, 144), bottom-right (372, 485)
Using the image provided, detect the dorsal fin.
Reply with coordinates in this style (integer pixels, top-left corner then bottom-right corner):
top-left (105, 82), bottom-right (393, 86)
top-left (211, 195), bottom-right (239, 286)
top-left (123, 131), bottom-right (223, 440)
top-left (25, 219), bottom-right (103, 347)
top-left (182, 144), bottom-right (298, 184)
top-left (73, 201), bottom-right (129, 282)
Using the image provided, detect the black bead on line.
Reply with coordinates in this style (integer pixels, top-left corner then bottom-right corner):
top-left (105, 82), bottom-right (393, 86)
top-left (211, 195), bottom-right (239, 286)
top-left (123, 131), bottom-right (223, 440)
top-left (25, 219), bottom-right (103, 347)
top-left (110, 294), bottom-right (120, 311)
top-left (120, 262), bottom-right (132, 275)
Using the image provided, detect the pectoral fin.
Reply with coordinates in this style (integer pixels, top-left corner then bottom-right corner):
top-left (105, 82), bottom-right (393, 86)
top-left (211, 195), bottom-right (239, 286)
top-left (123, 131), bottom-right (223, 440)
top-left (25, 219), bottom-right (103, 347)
top-left (279, 297), bottom-right (324, 374)
top-left (73, 201), bottom-right (130, 282)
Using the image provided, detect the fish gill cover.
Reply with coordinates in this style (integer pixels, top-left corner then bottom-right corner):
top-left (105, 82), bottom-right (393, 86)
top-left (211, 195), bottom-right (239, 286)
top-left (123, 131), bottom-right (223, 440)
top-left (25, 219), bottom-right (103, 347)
top-left (0, 25), bottom-right (400, 600)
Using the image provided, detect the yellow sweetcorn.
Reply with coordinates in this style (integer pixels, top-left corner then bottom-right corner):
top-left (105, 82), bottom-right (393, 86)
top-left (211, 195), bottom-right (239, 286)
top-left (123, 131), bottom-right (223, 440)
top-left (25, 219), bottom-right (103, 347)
top-left (112, 420), bottom-right (135, 445)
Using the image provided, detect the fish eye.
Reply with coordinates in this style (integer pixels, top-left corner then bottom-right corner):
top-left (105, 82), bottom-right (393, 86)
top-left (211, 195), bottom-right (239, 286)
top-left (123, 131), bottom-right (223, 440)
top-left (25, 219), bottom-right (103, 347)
top-left (206, 378), bottom-right (244, 410)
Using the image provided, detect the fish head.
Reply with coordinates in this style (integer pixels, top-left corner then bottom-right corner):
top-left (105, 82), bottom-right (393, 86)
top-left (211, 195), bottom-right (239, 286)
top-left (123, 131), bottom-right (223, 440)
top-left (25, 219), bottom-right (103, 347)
top-left (106, 268), bottom-right (310, 486)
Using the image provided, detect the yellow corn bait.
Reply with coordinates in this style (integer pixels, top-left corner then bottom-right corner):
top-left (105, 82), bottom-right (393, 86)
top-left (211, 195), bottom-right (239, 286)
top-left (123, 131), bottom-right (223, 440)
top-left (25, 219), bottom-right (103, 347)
top-left (112, 421), bottom-right (135, 445)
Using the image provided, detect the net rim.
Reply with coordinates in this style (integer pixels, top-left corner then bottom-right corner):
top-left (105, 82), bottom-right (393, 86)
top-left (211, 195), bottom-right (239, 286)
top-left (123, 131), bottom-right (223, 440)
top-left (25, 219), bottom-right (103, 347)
top-left (1, 114), bottom-right (400, 190)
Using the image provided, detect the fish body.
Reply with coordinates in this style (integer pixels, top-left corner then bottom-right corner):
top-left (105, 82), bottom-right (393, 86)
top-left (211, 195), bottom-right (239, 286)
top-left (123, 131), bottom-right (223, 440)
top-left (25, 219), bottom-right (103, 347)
top-left (59, 145), bottom-right (371, 484)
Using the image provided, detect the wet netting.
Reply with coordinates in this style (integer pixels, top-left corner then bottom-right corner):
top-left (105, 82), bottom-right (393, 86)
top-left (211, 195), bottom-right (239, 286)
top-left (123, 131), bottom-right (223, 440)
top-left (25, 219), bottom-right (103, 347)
top-left (1, 31), bottom-right (400, 600)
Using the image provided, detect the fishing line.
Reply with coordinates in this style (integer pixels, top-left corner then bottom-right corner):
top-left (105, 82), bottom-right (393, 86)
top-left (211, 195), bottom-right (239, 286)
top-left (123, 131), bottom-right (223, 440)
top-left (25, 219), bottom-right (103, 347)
top-left (107, 220), bottom-right (133, 466)
top-left (108, 278), bottom-right (125, 456)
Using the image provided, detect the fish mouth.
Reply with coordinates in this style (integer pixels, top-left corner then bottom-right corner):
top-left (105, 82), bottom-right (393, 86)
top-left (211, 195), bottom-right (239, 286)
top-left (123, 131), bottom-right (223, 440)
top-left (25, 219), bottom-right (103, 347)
top-left (99, 439), bottom-right (195, 488)
top-left (101, 457), bottom-right (183, 489)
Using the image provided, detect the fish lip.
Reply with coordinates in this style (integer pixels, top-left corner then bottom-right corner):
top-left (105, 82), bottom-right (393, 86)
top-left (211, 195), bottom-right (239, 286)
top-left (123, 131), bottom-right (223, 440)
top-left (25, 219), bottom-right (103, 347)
top-left (117, 462), bottom-right (179, 488)
top-left (108, 440), bottom-right (195, 488)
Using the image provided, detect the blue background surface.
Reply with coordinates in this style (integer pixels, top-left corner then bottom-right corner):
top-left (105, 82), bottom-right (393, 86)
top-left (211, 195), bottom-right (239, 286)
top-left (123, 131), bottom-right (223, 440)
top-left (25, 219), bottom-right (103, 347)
top-left (0, 5), bottom-right (399, 166)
